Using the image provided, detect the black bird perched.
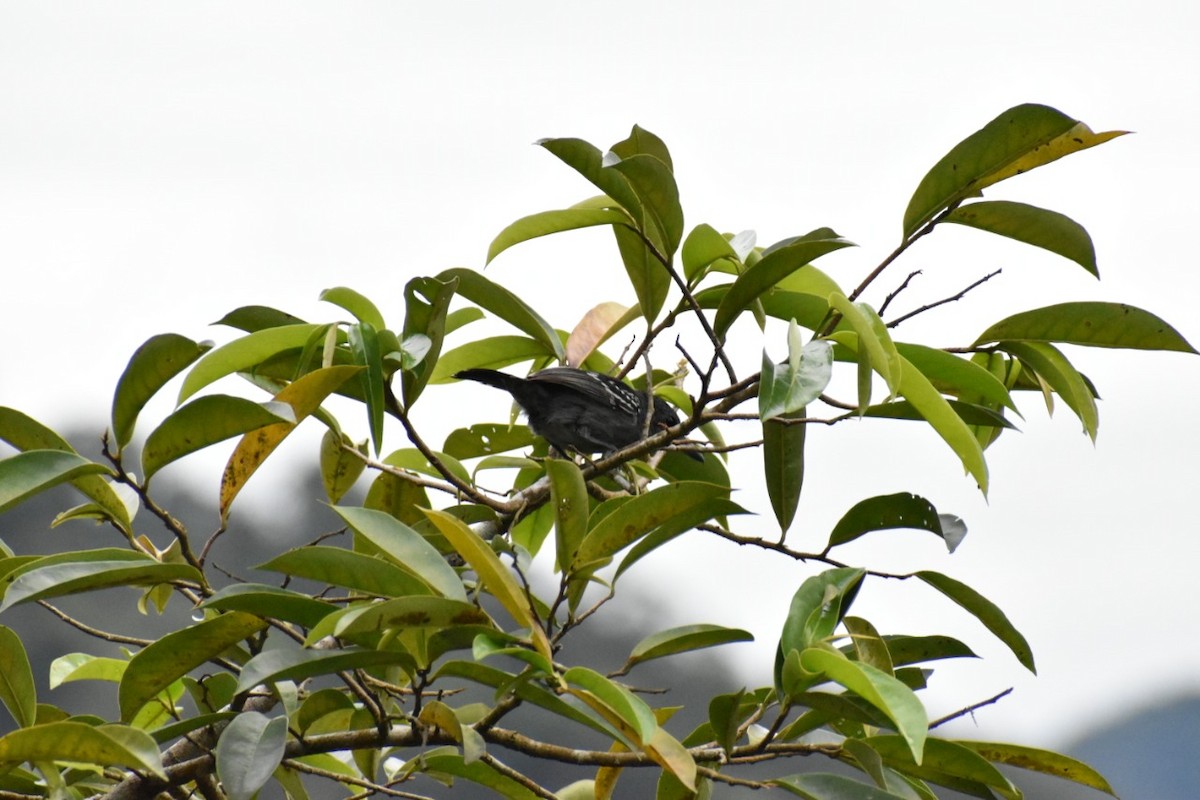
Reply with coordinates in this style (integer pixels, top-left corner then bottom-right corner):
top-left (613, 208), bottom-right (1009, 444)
top-left (454, 367), bottom-right (699, 460)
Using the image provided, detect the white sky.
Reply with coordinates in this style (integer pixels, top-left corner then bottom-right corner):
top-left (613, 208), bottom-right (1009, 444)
top-left (2, 2), bottom-right (1197, 750)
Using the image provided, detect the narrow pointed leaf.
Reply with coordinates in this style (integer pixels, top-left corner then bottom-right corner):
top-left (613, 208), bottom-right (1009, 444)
top-left (547, 458), bottom-right (588, 571)
top-left (437, 267), bottom-right (565, 363)
top-left (0, 626), bottom-right (36, 728)
top-left (401, 275), bottom-right (458, 407)
top-left (0, 722), bottom-right (164, 778)
top-left (916, 571), bottom-right (1035, 673)
top-left (763, 412), bottom-right (806, 533)
top-left (333, 596), bottom-right (492, 637)
top-left (945, 201), bottom-right (1097, 276)
top-left (215, 712), bottom-right (288, 800)
top-left (178, 323), bottom-right (325, 404)
top-left (613, 222), bottom-right (671, 321)
top-left (0, 450), bottom-right (110, 514)
top-left (537, 137), bottom-right (646, 231)
top-left (773, 773), bottom-right (912, 799)
top-left (330, 506), bottom-right (466, 601)
top-left (220, 365), bottom-right (361, 520)
top-left (201, 584), bottom-right (338, 629)
top-left (894, 343), bottom-right (1016, 411)
top-left (119, 612), bottom-right (267, 722)
top-left (826, 493), bottom-right (949, 551)
top-left (904, 104), bottom-right (1127, 238)
top-left (488, 207), bottom-right (631, 264)
top-left (607, 152), bottom-right (683, 257)
top-left (142, 396), bottom-right (295, 480)
top-left (626, 624), bottom-right (753, 670)
top-left (564, 666), bottom-right (657, 745)
top-left (575, 482), bottom-right (726, 569)
top-left (1, 558), bottom-right (202, 612)
top-left (319, 286), bottom-right (386, 330)
top-left (235, 647), bottom-right (416, 694)
top-left (955, 740), bottom-right (1116, 795)
top-left (976, 302), bottom-right (1197, 353)
top-left (896, 355), bottom-right (988, 494)
top-left (864, 736), bottom-right (1019, 799)
top-left (999, 341), bottom-right (1098, 440)
top-left (347, 322), bottom-right (386, 454)
top-left (422, 509), bottom-right (553, 661)
top-left (111, 334), bottom-right (212, 449)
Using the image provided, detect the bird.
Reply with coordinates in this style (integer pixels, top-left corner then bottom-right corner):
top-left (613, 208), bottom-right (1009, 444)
top-left (453, 366), bottom-right (700, 460)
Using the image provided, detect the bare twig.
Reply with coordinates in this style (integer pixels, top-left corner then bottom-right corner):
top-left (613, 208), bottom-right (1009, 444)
top-left (930, 687), bottom-right (1014, 729)
top-left (37, 601), bottom-right (152, 648)
top-left (878, 269), bottom-right (922, 317)
top-left (886, 268), bottom-right (1002, 328)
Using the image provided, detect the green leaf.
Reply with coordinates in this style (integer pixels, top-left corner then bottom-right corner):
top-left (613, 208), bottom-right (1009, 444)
top-left (682, 223), bottom-right (740, 284)
top-left (614, 497), bottom-right (746, 581)
top-left (613, 222), bottom-right (671, 322)
top-left (214, 305), bottom-right (307, 333)
top-left (762, 412), bottom-right (806, 533)
top-left (625, 625), bottom-right (753, 671)
top-left (776, 568), bottom-right (866, 694)
top-left (894, 343), bottom-right (1016, 412)
top-left (883, 635), bottom-right (977, 667)
top-left (828, 295), bottom-right (901, 398)
top-left (330, 506), bottom-right (467, 601)
top-left (564, 666), bottom-right (657, 745)
top-left (443, 423), bottom-right (537, 459)
top-left (0, 721), bottom-right (164, 778)
top-left (0, 626), bottom-right (36, 728)
top-left (760, 330), bottom-right (833, 420)
top-left (319, 429), bottom-right (367, 504)
top-left (0, 409), bottom-right (133, 532)
top-left (825, 493), bottom-right (949, 551)
top-left (945, 201), bottom-right (1098, 276)
top-left (421, 509), bottom-right (553, 661)
top-left (714, 230), bottom-right (854, 339)
top-left (111, 334), bottom-right (212, 449)
top-left (437, 267), bottom-right (566, 364)
top-left (258, 546), bottom-right (432, 599)
top-left (895, 354), bottom-right (988, 494)
top-left (119, 612), bottom-right (267, 722)
top-left (178, 323), bottom-right (325, 404)
top-left (347, 322), bottom-right (386, 455)
top-left (413, 751), bottom-right (543, 799)
top-left (1, 557), bottom-right (202, 612)
top-left (235, 647), bottom-right (416, 695)
top-left (955, 740), bottom-right (1116, 795)
top-left (319, 286), bottom-right (386, 329)
top-left (488, 207), bottom-right (632, 264)
top-left (773, 773), bottom-right (912, 799)
top-left (142, 395), bottom-right (295, 481)
top-left (215, 712), bottom-right (288, 800)
top-left (431, 336), bottom-right (556, 383)
top-left (220, 365), bottom-right (362, 521)
top-left (607, 151), bottom-right (684, 258)
top-left (548, 458), bottom-right (589, 571)
top-left (332, 596), bottom-right (493, 637)
top-left (976, 302), bottom-right (1197, 353)
top-left (201, 584), bottom-right (338, 629)
top-left (0, 450), bottom-right (111, 514)
top-left (802, 649), bottom-right (927, 764)
top-left (401, 275), bottom-right (458, 408)
top-left (916, 571), bottom-right (1035, 673)
top-left (864, 736), bottom-right (1019, 799)
top-left (708, 689), bottom-right (747, 755)
top-left (999, 341), bottom-right (1098, 440)
top-left (904, 103), bottom-right (1128, 238)
top-left (537, 138), bottom-right (647, 238)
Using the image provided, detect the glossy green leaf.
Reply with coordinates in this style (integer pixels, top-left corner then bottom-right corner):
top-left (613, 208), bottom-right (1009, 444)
top-left (214, 305), bottom-right (307, 333)
top-left (760, 330), bottom-right (833, 420)
top-left (714, 230), bottom-right (854, 339)
top-left (215, 711), bottom-right (288, 800)
top-left (0, 626), bottom-right (36, 728)
top-left (773, 772), bottom-right (912, 799)
top-left (0, 450), bottom-right (111, 514)
top-left (999, 341), bottom-right (1098, 440)
top-left (235, 647), bottom-right (416, 695)
top-left (861, 398), bottom-right (1016, 429)
top-left (895, 354), bottom-right (988, 494)
top-left (614, 497), bottom-right (746, 581)
top-left (707, 689), bottom-right (747, 755)
top-left (178, 323), bottom-right (325, 404)
top-left (0, 721), bottom-right (164, 778)
top-left (803, 649), bottom-right (927, 763)
top-left (119, 612), bottom-right (266, 722)
top-left (1, 557), bottom-right (201, 612)
top-left (422, 509), bottom-right (553, 661)
top-left (607, 151), bottom-right (683, 257)
top-left (431, 336), bottom-right (555, 383)
top-left (488, 207), bottom-right (632, 264)
top-left (626, 624), bottom-right (753, 670)
top-left (612, 222), bottom-right (671, 322)
top-left (894, 343), bottom-right (1016, 411)
top-left (347, 322), bottom-right (386, 455)
top-left (141, 395), bottom-right (295, 481)
top-left (904, 103), bottom-right (1127, 238)
top-left (258, 545), bottom-right (431, 599)
top-left (916, 571), bottom-right (1035, 673)
top-left (220, 365), bottom-right (362, 520)
top-left (955, 740), bottom-right (1116, 795)
top-left (843, 616), bottom-right (893, 674)
top-left (682, 223), bottom-right (740, 284)
top-left (945, 201), bottom-right (1097, 276)
top-left (319, 286), bottom-right (386, 329)
top-left (443, 423), bottom-right (538, 459)
top-left (864, 736), bottom-right (1018, 799)
top-left (537, 137), bottom-right (647, 237)
top-left (547, 458), bottom-right (588, 571)
top-left (201, 584), bottom-right (338, 629)
top-left (883, 635), bottom-right (977, 667)
top-left (0, 409), bottom-right (133, 532)
top-left (319, 428), bottom-right (366, 504)
top-left (564, 666), bottom-right (657, 745)
top-left (763, 412), bottom-right (806, 533)
top-left (111, 333), bottom-right (212, 449)
top-left (332, 596), bottom-right (492, 637)
top-left (776, 568), bottom-right (866, 695)
top-left (976, 302), bottom-right (1197, 353)
top-left (330, 506), bottom-right (466, 601)
top-left (437, 267), bottom-right (565, 363)
top-left (414, 751), bottom-right (543, 799)
top-left (826, 493), bottom-right (947, 551)
top-left (828, 295), bottom-right (900, 398)
top-left (401, 275), bottom-right (458, 408)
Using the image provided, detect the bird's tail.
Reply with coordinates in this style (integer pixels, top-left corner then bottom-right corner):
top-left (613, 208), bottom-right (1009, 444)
top-left (453, 368), bottom-right (526, 394)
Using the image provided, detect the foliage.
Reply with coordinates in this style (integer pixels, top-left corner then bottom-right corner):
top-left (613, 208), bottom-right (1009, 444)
top-left (0, 104), bottom-right (1192, 799)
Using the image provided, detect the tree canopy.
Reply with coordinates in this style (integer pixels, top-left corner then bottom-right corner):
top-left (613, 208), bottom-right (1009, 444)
top-left (0, 103), bottom-right (1192, 799)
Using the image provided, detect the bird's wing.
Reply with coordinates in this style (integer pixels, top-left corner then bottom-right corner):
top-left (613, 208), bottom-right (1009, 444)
top-left (528, 368), bottom-right (641, 416)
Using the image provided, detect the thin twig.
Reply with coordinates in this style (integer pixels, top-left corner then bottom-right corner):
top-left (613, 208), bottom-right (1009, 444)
top-left (886, 268), bottom-right (1002, 328)
top-left (930, 687), bottom-right (1014, 729)
top-left (878, 269), bottom-right (922, 317)
top-left (37, 601), bottom-right (153, 647)
top-left (281, 759), bottom-right (434, 800)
